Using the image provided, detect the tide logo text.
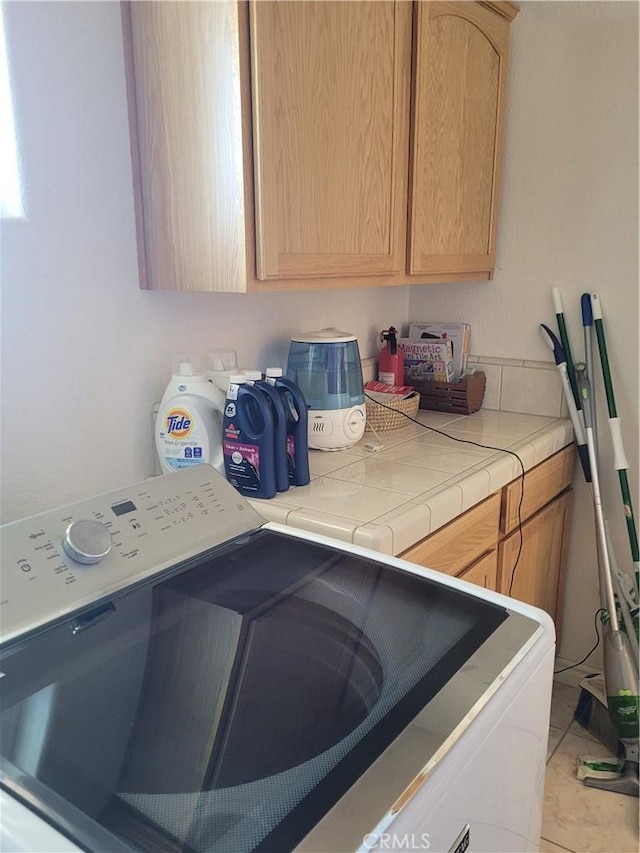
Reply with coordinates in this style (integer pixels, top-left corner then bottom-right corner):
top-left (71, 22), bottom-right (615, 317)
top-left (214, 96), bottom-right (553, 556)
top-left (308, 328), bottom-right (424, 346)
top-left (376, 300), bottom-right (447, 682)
top-left (165, 408), bottom-right (193, 438)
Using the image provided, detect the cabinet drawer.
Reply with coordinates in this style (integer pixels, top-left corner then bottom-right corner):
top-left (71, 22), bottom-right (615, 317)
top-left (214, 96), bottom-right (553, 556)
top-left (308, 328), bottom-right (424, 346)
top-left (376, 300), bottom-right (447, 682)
top-left (501, 445), bottom-right (575, 534)
top-left (401, 492), bottom-right (501, 576)
top-left (457, 549), bottom-right (498, 591)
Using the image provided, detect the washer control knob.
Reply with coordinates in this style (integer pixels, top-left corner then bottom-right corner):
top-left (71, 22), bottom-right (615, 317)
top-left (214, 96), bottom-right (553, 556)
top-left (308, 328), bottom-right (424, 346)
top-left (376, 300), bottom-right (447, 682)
top-left (62, 520), bottom-right (112, 565)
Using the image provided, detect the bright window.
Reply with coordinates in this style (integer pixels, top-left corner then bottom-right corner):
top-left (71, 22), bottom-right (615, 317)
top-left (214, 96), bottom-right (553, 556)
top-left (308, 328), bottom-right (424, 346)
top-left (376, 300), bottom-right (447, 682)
top-left (0, 2), bottom-right (24, 219)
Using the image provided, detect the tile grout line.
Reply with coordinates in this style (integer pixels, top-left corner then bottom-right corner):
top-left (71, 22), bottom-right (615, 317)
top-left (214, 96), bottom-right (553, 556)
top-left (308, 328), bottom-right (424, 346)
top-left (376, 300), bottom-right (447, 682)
top-left (547, 727), bottom-right (568, 764)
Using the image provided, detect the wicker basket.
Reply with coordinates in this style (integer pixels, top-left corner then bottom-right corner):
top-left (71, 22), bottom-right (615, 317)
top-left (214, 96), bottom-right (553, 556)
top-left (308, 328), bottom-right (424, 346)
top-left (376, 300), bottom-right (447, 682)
top-left (408, 371), bottom-right (486, 415)
top-left (365, 392), bottom-right (420, 431)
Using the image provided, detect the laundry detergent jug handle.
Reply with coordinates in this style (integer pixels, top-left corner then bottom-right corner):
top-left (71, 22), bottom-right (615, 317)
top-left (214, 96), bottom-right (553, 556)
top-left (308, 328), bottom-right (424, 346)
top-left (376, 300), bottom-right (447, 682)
top-left (208, 382), bottom-right (226, 473)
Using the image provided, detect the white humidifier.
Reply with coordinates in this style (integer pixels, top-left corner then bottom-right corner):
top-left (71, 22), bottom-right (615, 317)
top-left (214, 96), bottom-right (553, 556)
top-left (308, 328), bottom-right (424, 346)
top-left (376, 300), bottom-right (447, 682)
top-left (286, 328), bottom-right (366, 450)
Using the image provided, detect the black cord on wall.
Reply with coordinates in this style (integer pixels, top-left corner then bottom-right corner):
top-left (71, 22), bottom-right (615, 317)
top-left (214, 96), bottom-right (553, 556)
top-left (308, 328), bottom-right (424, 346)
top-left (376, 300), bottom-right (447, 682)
top-left (365, 395), bottom-right (607, 676)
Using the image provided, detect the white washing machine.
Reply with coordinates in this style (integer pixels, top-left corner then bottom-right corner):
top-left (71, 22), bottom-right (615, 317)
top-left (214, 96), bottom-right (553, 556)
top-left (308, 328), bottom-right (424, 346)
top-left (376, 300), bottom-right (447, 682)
top-left (0, 465), bottom-right (555, 853)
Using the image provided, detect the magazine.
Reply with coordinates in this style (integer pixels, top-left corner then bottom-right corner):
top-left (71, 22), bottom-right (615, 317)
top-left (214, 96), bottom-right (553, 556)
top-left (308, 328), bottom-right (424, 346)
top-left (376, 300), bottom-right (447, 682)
top-left (399, 339), bottom-right (456, 382)
top-left (407, 323), bottom-right (471, 380)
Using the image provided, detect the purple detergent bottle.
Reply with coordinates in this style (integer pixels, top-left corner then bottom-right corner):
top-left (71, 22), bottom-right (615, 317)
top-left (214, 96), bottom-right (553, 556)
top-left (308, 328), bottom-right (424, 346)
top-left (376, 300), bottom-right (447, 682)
top-left (223, 373), bottom-right (276, 499)
top-left (264, 367), bottom-right (310, 487)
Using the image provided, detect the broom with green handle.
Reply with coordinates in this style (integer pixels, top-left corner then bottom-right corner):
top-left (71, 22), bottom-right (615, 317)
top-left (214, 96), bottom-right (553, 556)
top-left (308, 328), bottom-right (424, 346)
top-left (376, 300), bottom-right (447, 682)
top-left (590, 293), bottom-right (639, 596)
top-left (605, 521), bottom-right (640, 671)
top-left (576, 362), bottom-right (639, 797)
top-left (576, 362), bottom-right (620, 630)
top-left (581, 294), bottom-right (598, 448)
top-left (539, 324), bottom-right (591, 482)
top-left (552, 286), bottom-right (581, 408)
top-left (605, 521), bottom-right (640, 623)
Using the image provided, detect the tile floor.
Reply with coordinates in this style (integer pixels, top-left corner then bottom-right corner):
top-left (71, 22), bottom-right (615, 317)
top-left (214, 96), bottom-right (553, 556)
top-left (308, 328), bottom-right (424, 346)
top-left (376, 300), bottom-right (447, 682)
top-left (540, 673), bottom-right (639, 853)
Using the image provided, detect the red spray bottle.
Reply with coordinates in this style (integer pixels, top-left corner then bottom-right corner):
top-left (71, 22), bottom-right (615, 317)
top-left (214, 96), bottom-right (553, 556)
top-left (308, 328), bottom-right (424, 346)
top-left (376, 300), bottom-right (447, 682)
top-left (378, 327), bottom-right (404, 386)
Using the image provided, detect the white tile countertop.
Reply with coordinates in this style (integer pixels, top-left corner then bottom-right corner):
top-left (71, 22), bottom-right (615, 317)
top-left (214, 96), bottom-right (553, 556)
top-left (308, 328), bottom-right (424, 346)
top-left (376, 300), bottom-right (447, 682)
top-left (249, 409), bottom-right (574, 556)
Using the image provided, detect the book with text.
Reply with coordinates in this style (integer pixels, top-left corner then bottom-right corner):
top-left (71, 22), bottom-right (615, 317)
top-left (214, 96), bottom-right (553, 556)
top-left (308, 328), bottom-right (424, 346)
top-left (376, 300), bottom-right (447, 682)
top-left (407, 322), bottom-right (470, 380)
top-left (399, 339), bottom-right (456, 382)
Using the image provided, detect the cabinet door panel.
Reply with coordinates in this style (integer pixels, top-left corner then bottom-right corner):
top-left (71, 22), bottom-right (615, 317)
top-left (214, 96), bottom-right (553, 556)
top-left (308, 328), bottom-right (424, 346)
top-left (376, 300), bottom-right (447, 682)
top-left (498, 491), bottom-right (573, 634)
top-left (458, 549), bottom-right (498, 591)
top-left (123, 2), bottom-right (246, 292)
top-left (251, 1), bottom-right (411, 280)
top-left (409, 1), bottom-right (510, 275)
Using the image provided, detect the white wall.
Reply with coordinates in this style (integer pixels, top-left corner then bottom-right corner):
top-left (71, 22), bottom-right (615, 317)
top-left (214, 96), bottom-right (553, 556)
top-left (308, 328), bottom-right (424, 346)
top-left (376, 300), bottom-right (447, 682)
top-left (0, 1), bottom-right (408, 522)
top-left (408, 0), bottom-right (639, 663)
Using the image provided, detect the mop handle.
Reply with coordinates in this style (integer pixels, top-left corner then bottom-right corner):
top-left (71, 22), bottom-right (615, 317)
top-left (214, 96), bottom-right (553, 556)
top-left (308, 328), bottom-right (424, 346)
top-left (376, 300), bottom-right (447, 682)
top-left (576, 363), bottom-right (620, 631)
top-left (581, 294), bottom-right (598, 447)
top-left (591, 294), bottom-right (630, 468)
top-left (591, 294), bottom-right (640, 572)
top-left (552, 287), bottom-right (581, 409)
top-left (539, 325), bottom-right (591, 481)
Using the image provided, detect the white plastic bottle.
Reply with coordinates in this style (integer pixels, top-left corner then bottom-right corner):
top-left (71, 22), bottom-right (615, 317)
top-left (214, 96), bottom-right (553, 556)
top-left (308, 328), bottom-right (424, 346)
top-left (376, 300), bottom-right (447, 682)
top-left (155, 358), bottom-right (226, 474)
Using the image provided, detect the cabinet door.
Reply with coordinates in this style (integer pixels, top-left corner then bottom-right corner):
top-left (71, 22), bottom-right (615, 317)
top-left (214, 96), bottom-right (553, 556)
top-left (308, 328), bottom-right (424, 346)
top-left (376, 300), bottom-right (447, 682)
top-left (122, 2), bottom-right (247, 292)
top-left (498, 491), bottom-right (573, 634)
top-left (501, 445), bottom-right (575, 534)
top-left (458, 549), bottom-right (498, 591)
top-left (409, 1), bottom-right (512, 275)
top-left (250, 1), bottom-right (412, 280)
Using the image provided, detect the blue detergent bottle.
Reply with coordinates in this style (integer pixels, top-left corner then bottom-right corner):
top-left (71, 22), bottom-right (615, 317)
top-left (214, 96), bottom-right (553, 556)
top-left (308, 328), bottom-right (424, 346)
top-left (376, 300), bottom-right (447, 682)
top-left (248, 371), bottom-right (289, 493)
top-left (265, 367), bottom-right (310, 487)
top-left (223, 373), bottom-right (276, 499)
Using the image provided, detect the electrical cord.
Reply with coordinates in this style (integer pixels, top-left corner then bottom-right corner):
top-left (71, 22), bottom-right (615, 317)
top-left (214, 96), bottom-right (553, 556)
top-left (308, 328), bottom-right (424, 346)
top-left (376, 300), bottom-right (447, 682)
top-left (363, 392), bottom-right (526, 590)
top-left (553, 608), bottom-right (605, 674)
top-left (365, 393), bottom-right (609, 677)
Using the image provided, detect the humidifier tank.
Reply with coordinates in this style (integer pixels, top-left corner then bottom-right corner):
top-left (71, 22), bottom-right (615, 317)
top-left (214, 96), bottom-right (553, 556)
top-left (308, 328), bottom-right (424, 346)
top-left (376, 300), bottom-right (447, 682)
top-left (286, 328), bottom-right (366, 450)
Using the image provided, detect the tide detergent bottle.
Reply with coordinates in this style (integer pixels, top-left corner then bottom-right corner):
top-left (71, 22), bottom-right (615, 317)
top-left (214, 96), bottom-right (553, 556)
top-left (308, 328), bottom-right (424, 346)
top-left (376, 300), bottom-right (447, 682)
top-left (245, 371), bottom-right (289, 493)
top-left (155, 358), bottom-right (226, 474)
top-left (223, 374), bottom-right (276, 499)
top-left (265, 367), bottom-right (310, 487)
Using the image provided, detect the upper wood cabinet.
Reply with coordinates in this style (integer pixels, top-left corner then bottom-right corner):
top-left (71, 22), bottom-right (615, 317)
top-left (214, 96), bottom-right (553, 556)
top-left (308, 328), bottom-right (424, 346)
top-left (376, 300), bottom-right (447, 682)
top-left (250, 2), bottom-right (412, 280)
top-left (409, 2), bottom-right (513, 276)
top-left (121, 0), bottom-right (518, 292)
top-left (122, 1), bottom-right (248, 292)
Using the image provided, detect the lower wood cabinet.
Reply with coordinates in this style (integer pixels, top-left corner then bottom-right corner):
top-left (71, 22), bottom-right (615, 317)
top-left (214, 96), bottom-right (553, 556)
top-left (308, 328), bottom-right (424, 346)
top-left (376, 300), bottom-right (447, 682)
top-left (458, 549), bottom-right (498, 591)
top-left (401, 492), bottom-right (501, 575)
top-left (401, 446), bottom-right (575, 633)
top-left (501, 443), bottom-right (575, 534)
top-left (498, 490), bottom-right (573, 640)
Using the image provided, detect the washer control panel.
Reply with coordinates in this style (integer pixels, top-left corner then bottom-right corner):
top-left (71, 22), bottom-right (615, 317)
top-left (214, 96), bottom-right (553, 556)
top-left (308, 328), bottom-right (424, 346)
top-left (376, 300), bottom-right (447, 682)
top-left (1, 466), bottom-right (263, 644)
